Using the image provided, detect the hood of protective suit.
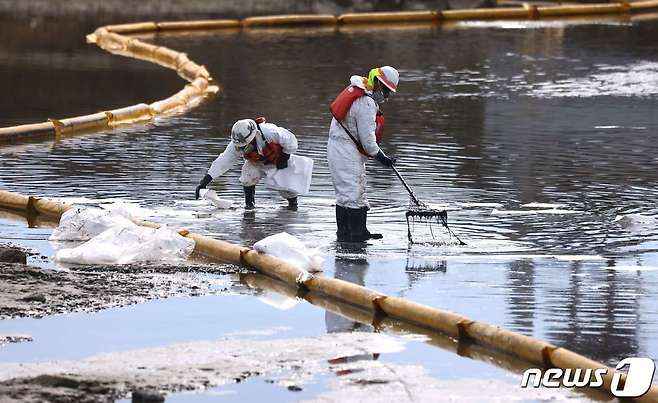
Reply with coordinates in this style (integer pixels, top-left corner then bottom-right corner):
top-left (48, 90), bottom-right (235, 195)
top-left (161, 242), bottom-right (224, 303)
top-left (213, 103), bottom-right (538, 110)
top-left (350, 75), bottom-right (372, 93)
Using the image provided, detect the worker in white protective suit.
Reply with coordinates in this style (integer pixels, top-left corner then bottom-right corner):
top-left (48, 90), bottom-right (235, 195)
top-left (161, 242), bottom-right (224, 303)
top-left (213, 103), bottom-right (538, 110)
top-left (327, 66), bottom-right (399, 242)
top-left (195, 118), bottom-right (299, 210)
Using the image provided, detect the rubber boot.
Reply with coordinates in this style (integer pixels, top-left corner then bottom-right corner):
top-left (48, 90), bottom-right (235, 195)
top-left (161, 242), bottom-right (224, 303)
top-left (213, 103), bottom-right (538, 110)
top-left (286, 197), bottom-right (298, 211)
top-left (243, 186), bottom-right (256, 210)
top-left (363, 207), bottom-right (383, 240)
top-left (342, 208), bottom-right (369, 242)
top-left (356, 207), bottom-right (382, 240)
top-left (336, 205), bottom-right (351, 242)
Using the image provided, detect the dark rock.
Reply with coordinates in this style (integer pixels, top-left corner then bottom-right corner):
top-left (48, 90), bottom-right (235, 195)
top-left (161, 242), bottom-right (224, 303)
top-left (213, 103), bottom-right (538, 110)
top-left (33, 374), bottom-right (81, 389)
top-left (25, 268), bottom-right (48, 278)
top-left (86, 383), bottom-right (112, 394)
top-left (132, 388), bottom-right (165, 403)
top-left (0, 247), bottom-right (27, 264)
top-left (20, 293), bottom-right (47, 303)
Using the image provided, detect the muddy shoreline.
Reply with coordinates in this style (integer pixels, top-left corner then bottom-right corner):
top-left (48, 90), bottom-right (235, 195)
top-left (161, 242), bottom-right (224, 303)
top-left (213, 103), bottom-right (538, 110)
top-left (0, 252), bottom-right (249, 402)
top-left (0, 260), bottom-right (247, 320)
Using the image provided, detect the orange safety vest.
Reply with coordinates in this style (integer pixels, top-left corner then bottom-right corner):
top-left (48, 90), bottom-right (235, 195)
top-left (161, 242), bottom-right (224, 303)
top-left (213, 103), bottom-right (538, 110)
top-left (329, 85), bottom-right (385, 145)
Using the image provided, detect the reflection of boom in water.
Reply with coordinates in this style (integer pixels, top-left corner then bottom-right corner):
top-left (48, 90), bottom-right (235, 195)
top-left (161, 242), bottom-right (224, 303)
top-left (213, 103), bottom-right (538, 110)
top-left (238, 272), bottom-right (613, 402)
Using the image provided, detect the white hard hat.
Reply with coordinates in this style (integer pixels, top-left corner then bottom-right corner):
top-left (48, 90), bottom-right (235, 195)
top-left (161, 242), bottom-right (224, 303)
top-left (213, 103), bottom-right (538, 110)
top-left (231, 119), bottom-right (258, 147)
top-left (377, 66), bottom-right (399, 93)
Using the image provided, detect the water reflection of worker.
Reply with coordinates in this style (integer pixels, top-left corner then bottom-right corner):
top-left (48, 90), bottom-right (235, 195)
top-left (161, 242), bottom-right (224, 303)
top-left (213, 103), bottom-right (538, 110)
top-left (328, 352), bottom-right (381, 376)
top-left (326, 257), bottom-right (374, 333)
top-left (195, 118), bottom-right (299, 210)
top-left (328, 66), bottom-right (399, 242)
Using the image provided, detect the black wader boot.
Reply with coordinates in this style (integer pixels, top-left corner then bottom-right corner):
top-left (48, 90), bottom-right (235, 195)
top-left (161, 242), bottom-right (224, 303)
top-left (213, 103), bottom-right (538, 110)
top-left (357, 207), bottom-right (382, 240)
top-left (244, 186), bottom-right (256, 210)
top-left (336, 205), bottom-right (351, 242)
top-left (346, 208), bottom-right (368, 242)
top-left (340, 207), bottom-right (382, 242)
top-left (286, 197), bottom-right (298, 211)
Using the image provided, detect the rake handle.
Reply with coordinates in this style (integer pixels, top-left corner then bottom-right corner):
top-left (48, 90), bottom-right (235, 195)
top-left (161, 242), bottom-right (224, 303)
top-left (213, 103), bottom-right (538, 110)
top-left (391, 165), bottom-right (422, 207)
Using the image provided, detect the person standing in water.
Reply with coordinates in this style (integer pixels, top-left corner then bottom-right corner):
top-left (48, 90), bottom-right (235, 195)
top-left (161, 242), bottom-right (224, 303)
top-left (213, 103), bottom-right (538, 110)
top-left (195, 118), bottom-right (299, 210)
top-left (327, 66), bottom-right (399, 242)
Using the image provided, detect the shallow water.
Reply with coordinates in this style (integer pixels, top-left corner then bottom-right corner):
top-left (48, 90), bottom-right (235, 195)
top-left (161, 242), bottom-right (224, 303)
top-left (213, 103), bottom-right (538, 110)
top-left (2, 14), bottom-right (658, 397)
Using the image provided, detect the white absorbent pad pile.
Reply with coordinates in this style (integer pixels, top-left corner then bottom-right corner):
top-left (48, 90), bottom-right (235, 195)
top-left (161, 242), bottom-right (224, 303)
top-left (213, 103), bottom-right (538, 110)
top-left (49, 204), bottom-right (136, 241)
top-left (253, 232), bottom-right (324, 273)
top-left (51, 205), bottom-right (194, 265)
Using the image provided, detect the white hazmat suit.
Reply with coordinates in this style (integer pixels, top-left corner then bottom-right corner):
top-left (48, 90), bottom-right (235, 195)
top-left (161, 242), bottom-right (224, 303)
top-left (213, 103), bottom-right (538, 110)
top-left (327, 75), bottom-right (382, 209)
top-left (207, 122), bottom-right (299, 200)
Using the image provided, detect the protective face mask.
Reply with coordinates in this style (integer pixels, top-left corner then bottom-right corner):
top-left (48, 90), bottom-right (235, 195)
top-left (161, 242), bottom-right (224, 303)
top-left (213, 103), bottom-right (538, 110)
top-left (236, 141), bottom-right (255, 155)
top-left (372, 90), bottom-right (386, 104)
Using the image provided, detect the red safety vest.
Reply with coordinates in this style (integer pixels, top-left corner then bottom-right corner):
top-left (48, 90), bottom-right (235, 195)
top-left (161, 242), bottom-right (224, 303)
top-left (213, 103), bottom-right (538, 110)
top-left (329, 85), bottom-right (385, 144)
top-left (244, 117), bottom-right (282, 164)
top-left (244, 142), bottom-right (282, 164)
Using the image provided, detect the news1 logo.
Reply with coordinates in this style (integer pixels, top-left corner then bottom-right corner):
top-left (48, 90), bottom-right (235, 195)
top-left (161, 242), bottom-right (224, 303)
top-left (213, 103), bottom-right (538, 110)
top-left (520, 358), bottom-right (656, 397)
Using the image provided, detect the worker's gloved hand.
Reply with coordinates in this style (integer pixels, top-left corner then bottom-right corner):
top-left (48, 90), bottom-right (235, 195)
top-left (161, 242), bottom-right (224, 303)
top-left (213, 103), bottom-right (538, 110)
top-left (276, 152), bottom-right (291, 170)
top-left (375, 150), bottom-right (395, 167)
top-left (195, 174), bottom-right (213, 199)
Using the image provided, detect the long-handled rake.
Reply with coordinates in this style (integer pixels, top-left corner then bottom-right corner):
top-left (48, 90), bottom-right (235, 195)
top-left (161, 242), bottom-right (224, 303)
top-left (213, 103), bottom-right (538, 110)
top-left (330, 108), bottom-right (464, 245)
top-left (391, 165), bottom-right (466, 246)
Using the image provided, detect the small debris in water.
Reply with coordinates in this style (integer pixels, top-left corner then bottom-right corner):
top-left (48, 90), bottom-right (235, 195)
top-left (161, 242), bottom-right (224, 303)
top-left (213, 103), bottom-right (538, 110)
top-left (0, 334), bottom-right (33, 346)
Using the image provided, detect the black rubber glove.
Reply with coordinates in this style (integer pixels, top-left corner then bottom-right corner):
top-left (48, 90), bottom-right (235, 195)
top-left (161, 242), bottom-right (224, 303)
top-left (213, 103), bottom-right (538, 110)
top-left (195, 174), bottom-right (212, 199)
top-left (276, 152), bottom-right (291, 170)
top-left (375, 150), bottom-right (395, 167)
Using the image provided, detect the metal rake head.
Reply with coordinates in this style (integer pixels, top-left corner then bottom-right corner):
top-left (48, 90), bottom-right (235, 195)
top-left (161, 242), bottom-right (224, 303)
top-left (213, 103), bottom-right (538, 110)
top-left (404, 204), bottom-right (465, 246)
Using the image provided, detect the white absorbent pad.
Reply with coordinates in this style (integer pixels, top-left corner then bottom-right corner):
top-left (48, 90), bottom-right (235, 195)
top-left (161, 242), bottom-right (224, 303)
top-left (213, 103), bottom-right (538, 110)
top-left (253, 232), bottom-right (323, 272)
top-left (199, 189), bottom-right (233, 209)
